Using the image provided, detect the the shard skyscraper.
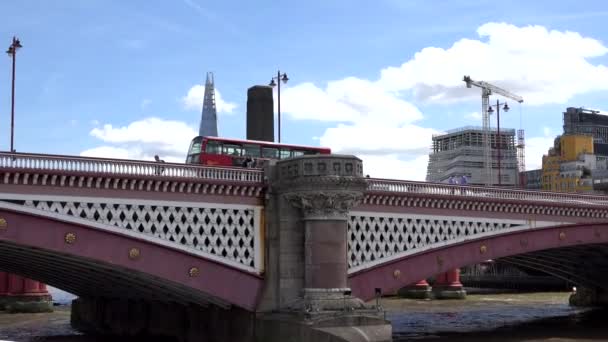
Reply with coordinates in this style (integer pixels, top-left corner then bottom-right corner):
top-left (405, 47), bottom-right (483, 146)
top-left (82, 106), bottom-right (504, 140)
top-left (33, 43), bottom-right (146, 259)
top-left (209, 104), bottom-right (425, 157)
top-left (198, 72), bottom-right (218, 137)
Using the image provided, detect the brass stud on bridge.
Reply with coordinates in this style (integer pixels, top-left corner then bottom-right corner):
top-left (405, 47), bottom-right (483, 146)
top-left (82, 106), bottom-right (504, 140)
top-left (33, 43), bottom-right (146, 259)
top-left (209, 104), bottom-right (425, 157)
top-left (479, 245), bottom-right (488, 254)
top-left (189, 267), bottom-right (200, 277)
top-left (559, 232), bottom-right (566, 241)
top-left (64, 232), bottom-right (77, 244)
top-left (393, 269), bottom-right (401, 279)
top-left (0, 217), bottom-right (7, 230)
top-left (128, 247), bottom-right (141, 260)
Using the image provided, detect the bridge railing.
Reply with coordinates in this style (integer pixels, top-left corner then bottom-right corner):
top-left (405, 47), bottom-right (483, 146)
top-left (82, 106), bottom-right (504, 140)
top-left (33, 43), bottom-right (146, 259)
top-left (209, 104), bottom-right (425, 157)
top-left (366, 178), bottom-right (608, 206)
top-left (0, 152), bottom-right (263, 183)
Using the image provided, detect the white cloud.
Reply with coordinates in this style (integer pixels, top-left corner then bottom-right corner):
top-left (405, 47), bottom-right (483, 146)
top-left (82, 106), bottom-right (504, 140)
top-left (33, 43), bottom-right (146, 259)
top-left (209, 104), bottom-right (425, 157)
top-left (81, 146), bottom-right (137, 160)
top-left (282, 78), bottom-right (422, 124)
top-left (525, 136), bottom-right (555, 170)
top-left (319, 123), bottom-right (435, 155)
top-left (182, 85), bottom-right (237, 113)
top-left (378, 22), bottom-right (608, 105)
top-left (360, 154), bottom-right (430, 181)
top-left (465, 112), bottom-right (482, 120)
top-left (83, 117), bottom-right (197, 162)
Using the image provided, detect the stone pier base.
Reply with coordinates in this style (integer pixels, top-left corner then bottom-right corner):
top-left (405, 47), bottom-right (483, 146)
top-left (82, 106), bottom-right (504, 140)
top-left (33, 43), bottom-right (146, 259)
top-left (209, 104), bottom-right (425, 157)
top-left (432, 269), bottom-right (467, 300)
top-left (569, 287), bottom-right (608, 307)
top-left (0, 294), bottom-right (53, 313)
top-left (72, 297), bottom-right (255, 342)
top-left (398, 280), bottom-right (432, 299)
top-left (431, 286), bottom-right (467, 300)
top-left (72, 297), bottom-right (392, 342)
top-left (256, 311), bottom-right (392, 342)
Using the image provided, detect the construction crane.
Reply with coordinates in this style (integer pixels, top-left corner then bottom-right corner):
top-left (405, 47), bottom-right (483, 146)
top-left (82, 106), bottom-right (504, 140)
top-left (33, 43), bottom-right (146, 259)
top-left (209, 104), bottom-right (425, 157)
top-left (517, 129), bottom-right (526, 187)
top-left (463, 76), bottom-right (524, 186)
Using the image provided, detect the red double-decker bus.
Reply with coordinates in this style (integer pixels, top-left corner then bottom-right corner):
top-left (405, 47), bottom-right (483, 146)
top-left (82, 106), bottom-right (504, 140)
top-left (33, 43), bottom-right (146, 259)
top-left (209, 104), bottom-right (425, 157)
top-left (186, 136), bottom-right (331, 167)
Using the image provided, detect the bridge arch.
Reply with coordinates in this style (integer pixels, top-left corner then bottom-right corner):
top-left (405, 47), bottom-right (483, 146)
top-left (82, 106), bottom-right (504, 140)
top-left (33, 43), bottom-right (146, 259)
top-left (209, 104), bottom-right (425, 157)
top-left (0, 206), bottom-right (263, 311)
top-left (349, 223), bottom-right (608, 301)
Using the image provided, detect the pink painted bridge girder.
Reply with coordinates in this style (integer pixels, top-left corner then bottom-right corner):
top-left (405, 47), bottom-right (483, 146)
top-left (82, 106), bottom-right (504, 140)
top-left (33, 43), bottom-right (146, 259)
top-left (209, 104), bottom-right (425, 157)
top-left (0, 207), bottom-right (264, 311)
top-left (348, 222), bottom-right (608, 301)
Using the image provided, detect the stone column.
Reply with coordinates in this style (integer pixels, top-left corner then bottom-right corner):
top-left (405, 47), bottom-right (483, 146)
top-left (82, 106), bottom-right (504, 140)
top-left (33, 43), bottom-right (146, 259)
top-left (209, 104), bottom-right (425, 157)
top-left (275, 155), bottom-right (367, 311)
top-left (257, 155), bottom-right (392, 342)
top-left (0, 273), bottom-right (52, 312)
top-left (432, 268), bottom-right (466, 299)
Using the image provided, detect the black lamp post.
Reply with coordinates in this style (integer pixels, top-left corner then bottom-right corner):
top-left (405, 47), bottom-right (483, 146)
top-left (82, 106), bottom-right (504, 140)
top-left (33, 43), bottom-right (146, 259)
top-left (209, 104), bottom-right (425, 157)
top-left (269, 70), bottom-right (289, 143)
top-left (487, 100), bottom-right (510, 186)
top-left (6, 36), bottom-right (22, 153)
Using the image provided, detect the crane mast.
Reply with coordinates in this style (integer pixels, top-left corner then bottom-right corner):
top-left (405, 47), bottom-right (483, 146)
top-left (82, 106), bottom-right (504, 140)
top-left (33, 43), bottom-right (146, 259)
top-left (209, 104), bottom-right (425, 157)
top-left (463, 76), bottom-right (524, 186)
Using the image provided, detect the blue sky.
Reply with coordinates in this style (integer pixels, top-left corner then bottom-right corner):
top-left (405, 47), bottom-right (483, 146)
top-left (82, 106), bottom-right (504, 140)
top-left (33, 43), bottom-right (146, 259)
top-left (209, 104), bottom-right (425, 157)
top-left (0, 0), bottom-right (607, 180)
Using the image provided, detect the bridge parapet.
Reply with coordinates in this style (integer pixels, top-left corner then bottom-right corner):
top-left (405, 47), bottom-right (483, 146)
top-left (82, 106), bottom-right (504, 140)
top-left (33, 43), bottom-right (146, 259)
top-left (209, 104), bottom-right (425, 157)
top-left (0, 152), bottom-right (262, 182)
top-left (0, 152), bottom-right (264, 197)
top-left (364, 178), bottom-right (608, 220)
top-left (366, 178), bottom-right (608, 207)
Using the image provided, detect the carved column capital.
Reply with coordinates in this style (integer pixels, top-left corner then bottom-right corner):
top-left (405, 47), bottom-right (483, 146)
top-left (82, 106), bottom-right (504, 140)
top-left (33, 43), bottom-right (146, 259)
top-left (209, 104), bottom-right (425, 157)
top-left (274, 154), bottom-right (367, 219)
top-left (284, 190), bottom-right (363, 219)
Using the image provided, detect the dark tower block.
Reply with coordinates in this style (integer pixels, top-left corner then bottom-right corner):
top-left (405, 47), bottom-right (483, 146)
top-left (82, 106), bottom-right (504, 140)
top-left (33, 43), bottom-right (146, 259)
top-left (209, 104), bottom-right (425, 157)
top-left (247, 85), bottom-right (274, 142)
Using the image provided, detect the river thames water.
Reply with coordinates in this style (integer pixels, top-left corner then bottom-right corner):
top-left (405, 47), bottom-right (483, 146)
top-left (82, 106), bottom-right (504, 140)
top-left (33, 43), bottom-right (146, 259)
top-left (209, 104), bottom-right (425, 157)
top-left (2, 292), bottom-right (608, 341)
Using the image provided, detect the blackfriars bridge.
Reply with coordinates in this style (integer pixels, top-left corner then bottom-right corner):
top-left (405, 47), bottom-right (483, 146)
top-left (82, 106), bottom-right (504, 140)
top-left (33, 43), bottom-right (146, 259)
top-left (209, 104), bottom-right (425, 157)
top-left (2, 151), bottom-right (608, 341)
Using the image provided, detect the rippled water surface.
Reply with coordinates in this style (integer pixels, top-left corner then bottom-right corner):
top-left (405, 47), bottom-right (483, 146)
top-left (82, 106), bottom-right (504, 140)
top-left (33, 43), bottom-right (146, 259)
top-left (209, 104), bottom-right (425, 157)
top-left (2, 292), bottom-right (608, 341)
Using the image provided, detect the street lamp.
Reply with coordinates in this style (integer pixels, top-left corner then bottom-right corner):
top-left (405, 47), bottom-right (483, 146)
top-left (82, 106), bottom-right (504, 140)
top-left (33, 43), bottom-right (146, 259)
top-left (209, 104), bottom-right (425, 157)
top-left (6, 36), bottom-right (22, 153)
top-left (487, 100), bottom-right (510, 186)
top-left (269, 70), bottom-right (289, 143)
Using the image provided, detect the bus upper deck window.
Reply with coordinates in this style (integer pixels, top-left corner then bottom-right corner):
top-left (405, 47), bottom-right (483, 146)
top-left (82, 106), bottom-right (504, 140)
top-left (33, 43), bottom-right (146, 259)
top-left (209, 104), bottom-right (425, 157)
top-left (190, 142), bottom-right (202, 154)
top-left (304, 150), bottom-right (319, 155)
top-left (292, 150), bottom-right (305, 157)
top-left (223, 144), bottom-right (243, 156)
top-left (262, 147), bottom-right (278, 159)
top-left (279, 149), bottom-right (292, 159)
top-left (243, 144), bottom-right (261, 158)
top-left (205, 141), bottom-right (221, 154)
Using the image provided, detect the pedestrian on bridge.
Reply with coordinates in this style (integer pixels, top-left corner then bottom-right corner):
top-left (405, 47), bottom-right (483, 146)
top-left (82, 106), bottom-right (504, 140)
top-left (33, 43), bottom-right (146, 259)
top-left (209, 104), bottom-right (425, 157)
top-left (154, 155), bottom-right (165, 175)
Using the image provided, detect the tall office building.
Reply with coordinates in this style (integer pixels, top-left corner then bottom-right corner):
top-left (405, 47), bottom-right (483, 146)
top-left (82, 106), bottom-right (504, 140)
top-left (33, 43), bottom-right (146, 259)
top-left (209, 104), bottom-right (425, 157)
top-left (198, 72), bottom-right (218, 137)
top-left (563, 107), bottom-right (608, 155)
top-left (426, 126), bottom-right (518, 186)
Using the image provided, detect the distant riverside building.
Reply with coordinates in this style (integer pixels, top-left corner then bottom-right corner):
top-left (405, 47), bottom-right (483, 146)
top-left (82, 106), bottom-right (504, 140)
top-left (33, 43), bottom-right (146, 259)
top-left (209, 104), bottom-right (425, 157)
top-left (563, 107), bottom-right (608, 156)
top-left (541, 135), bottom-right (598, 193)
top-left (520, 169), bottom-right (542, 190)
top-left (521, 107), bottom-right (608, 194)
top-left (426, 126), bottom-right (518, 186)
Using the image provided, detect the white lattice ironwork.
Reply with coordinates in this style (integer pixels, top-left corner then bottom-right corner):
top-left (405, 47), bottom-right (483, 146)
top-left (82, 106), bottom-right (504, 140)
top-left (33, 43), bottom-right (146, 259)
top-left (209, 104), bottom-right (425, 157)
top-left (347, 211), bottom-right (556, 273)
top-left (0, 195), bottom-right (262, 273)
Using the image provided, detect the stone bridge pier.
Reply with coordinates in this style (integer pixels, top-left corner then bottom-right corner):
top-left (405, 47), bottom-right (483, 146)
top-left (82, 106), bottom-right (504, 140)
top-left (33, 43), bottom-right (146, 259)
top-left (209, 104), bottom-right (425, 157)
top-left (257, 154), bottom-right (391, 342)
